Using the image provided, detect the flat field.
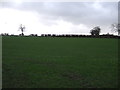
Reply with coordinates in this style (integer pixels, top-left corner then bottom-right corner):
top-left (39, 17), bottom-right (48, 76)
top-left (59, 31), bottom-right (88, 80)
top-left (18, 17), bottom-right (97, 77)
top-left (2, 36), bottom-right (118, 88)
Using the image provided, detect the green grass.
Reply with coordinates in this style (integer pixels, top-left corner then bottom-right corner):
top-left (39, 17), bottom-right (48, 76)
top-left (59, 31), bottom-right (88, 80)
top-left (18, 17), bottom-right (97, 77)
top-left (2, 36), bottom-right (118, 88)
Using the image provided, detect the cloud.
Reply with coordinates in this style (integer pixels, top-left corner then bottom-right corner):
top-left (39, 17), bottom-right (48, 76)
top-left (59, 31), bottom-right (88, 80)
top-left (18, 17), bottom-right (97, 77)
top-left (0, 1), bottom-right (118, 35)
top-left (18, 2), bottom-right (117, 26)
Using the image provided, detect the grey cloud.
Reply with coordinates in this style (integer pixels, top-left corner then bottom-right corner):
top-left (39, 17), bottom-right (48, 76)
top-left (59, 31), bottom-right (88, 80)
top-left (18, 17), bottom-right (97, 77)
top-left (0, 1), bottom-right (118, 31)
top-left (32, 2), bottom-right (117, 26)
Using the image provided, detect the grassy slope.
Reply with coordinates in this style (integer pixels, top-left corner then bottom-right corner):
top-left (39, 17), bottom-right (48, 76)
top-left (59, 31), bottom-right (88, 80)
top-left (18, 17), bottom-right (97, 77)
top-left (2, 36), bottom-right (118, 88)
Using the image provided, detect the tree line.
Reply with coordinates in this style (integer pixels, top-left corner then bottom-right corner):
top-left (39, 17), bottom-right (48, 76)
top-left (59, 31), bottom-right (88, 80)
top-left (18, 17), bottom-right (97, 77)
top-left (0, 23), bottom-right (120, 38)
top-left (1, 33), bottom-right (119, 38)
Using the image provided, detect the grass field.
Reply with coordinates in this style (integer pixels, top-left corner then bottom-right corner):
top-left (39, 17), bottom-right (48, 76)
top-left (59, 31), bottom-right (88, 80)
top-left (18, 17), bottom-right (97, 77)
top-left (2, 36), bottom-right (118, 88)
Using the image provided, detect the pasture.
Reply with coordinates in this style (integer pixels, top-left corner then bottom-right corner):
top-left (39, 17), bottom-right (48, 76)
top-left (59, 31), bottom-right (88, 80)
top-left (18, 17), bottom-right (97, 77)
top-left (2, 36), bottom-right (118, 88)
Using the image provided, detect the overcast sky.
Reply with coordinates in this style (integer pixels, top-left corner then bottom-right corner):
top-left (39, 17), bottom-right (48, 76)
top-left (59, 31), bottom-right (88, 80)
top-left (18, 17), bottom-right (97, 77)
top-left (0, 0), bottom-right (118, 35)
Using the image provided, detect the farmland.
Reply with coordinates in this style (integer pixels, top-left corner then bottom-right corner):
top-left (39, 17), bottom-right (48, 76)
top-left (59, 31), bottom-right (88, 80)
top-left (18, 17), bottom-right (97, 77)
top-left (2, 36), bottom-right (118, 88)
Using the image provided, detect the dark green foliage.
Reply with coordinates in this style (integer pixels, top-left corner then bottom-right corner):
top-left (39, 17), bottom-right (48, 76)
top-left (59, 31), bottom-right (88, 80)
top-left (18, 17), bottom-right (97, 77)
top-left (90, 26), bottom-right (101, 36)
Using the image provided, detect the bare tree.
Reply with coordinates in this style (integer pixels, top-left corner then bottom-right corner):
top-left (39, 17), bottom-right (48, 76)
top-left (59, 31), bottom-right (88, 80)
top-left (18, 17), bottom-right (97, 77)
top-left (18, 24), bottom-right (25, 36)
top-left (111, 23), bottom-right (120, 35)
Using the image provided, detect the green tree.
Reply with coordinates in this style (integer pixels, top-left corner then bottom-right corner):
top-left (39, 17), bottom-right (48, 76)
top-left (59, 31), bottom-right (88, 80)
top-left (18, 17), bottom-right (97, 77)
top-left (90, 26), bottom-right (101, 36)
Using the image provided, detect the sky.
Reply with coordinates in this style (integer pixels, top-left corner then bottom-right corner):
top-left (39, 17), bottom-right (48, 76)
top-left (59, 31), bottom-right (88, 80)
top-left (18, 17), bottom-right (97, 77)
top-left (0, 0), bottom-right (118, 35)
